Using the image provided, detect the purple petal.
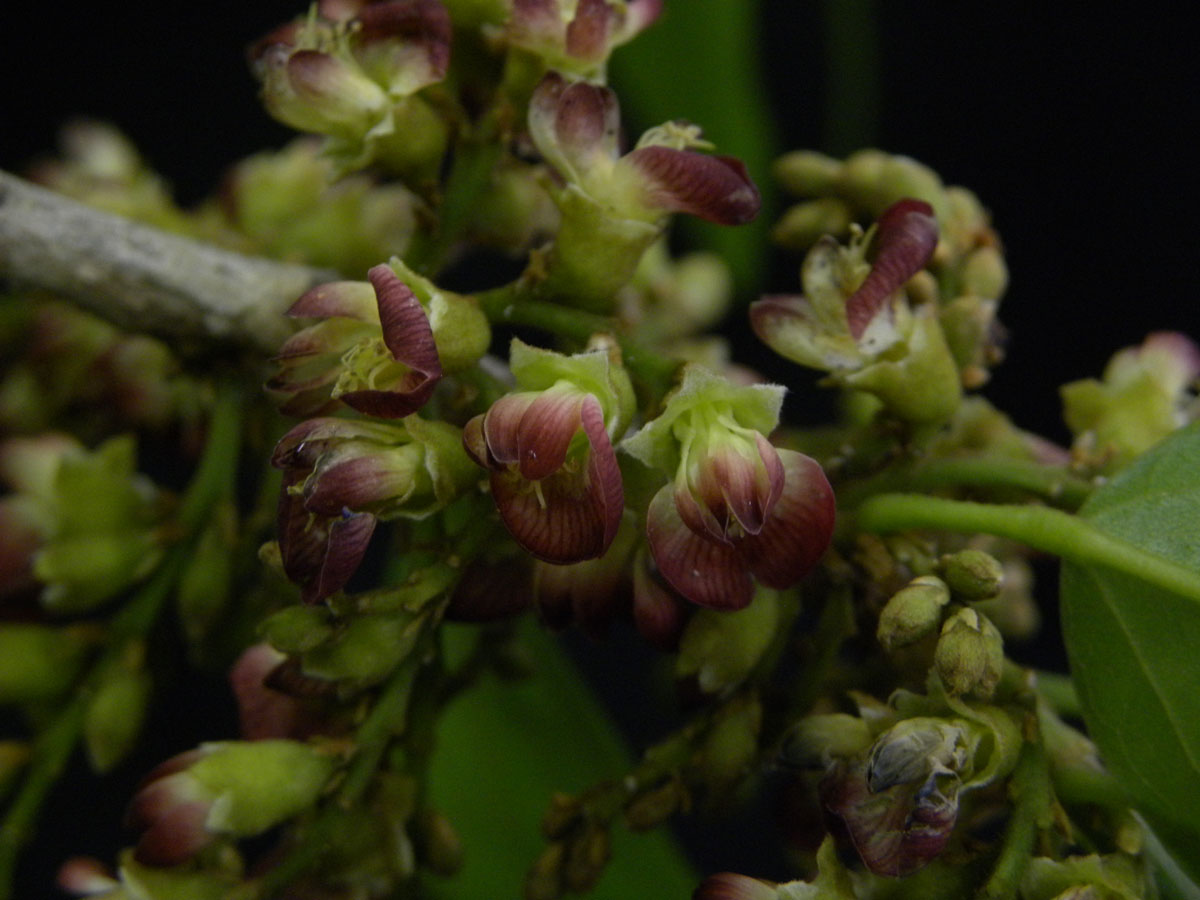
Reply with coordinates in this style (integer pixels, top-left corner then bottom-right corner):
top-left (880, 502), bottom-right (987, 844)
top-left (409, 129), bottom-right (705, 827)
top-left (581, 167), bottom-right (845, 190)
top-left (481, 393), bottom-right (539, 466)
top-left (632, 554), bottom-right (687, 650)
top-left (645, 486), bottom-right (753, 610)
top-left (579, 394), bottom-right (623, 557)
top-left (845, 198), bottom-right (938, 341)
top-left (740, 449), bottom-right (834, 589)
top-left (698, 432), bottom-right (785, 538)
top-left (693, 872), bottom-right (778, 900)
top-left (565, 0), bottom-right (613, 62)
top-left (820, 758), bottom-right (958, 877)
top-left (354, 0), bottom-right (452, 82)
top-left (277, 475), bottom-right (376, 603)
top-left (625, 147), bottom-right (761, 225)
top-left (516, 389), bottom-right (586, 481)
top-left (287, 281), bottom-right (379, 321)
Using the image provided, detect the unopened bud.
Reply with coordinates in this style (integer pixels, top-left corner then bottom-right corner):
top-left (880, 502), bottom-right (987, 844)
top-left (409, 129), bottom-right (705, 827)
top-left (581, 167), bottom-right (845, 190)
top-left (524, 841), bottom-right (566, 900)
top-left (564, 825), bottom-right (611, 894)
top-left (779, 713), bottom-right (873, 769)
top-left (300, 610), bottom-right (424, 687)
top-left (676, 588), bottom-right (781, 696)
top-left (935, 607), bottom-right (1005, 699)
top-left (698, 694), bottom-right (762, 792)
top-left (839, 150), bottom-right (947, 220)
top-left (258, 605), bottom-right (335, 655)
top-left (84, 658), bottom-right (152, 772)
top-left (624, 777), bottom-right (684, 831)
top-left (961, 246), bottom-right (1009, 300)
top-left (866, 717), bottom-right (971, 792)
top-left (176, 501), bottom-right (236, 646)
top-left (0, 624), bottom-right (92, 703)
top-left (771, 198), bottom-right (854, 250)
top-left (939, 549), bottom-right (1005, 601)
top-left (939, 295), bottom-right (1001, 388)
top-left (36, 531), bottom-right (162, 614)
top-left (772, 150), bottom-right (842, 196)
top-left (877, 575), bottom-right (950, 652)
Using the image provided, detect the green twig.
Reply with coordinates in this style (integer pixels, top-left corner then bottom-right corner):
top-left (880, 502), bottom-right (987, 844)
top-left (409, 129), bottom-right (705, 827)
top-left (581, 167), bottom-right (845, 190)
top-left (854, 494), bottom-right (1200, 603)
top-left (838, 457), bottom-right (1095, 510)
top-left (475, 285), bottom-right (681, 399)
top-left (0, 379), bottom-right (244, 900)
top-left (979, 738), bottom-right (1052, 900)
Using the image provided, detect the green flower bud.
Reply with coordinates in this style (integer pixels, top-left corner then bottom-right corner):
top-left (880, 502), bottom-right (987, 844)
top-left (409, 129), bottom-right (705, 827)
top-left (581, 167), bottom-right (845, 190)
top-left (771, 197), bottom-right (854, 251)
top-left (772, 149), bottom-right (843, 196)
top-left (934, 607), bottom-right (1005, 699)
top-left (624, 777), bottom-right (685, 831)
top-left (939, 294), bottom-right (1002, 389)
top-left (779, 713), bottom-right (873, 769)
top-left (84, 659), bottom-right (153, 773)
top-left (301, 611), bottom-right (424, 688)
top-left (129, 740), bottom-right (336, 865)
top-left (961, 245), bottom-right (1009, 300)
top-left (877, 574), bottom-right (951, 652)
top-left (939, 549), bottom-right (1005, 601)
top-left (35, 530), bottom-right (162, 614)
top-left (698, 694), bottom-right (763, 793)
top-left (676, 588), bottom-right (782, 695)
top-left (838, 149), bottom-right (949, 222)
top-left (0, 624), bottom-right (92, 703)
top-left (258, 604), bottom-right (335, 655)
top-left (176, 501), bottom-right (236, 647)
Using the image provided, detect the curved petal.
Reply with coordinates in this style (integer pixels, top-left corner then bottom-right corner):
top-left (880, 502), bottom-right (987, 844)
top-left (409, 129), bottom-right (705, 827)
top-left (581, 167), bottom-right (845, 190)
top-left (131, 796), bottom-right (214, 866)
top-left (845, 198), bottom-right (937, 340)
top-left (369, 264), bottom-right (441, 381)
top-left (481, 392), bottom-right (539, 466)
top-left (645, 486), bottom-right (753, 610)
top-left (624, 147), bottom-right (760, 225)
top-left (698, 431), bottom-right (784, 538)
top-left (739, 450), bottom-right (834, 589)
top-left (529, 72), bottom-right (619, 182)
top-left (489, 467), bottom-right (606, 564)
top-left (353, 0), bottom-right (452, 93)
top-left (277, 475), bottom-right (376, 603)
top-left (632, 551), bottom-right (687, 650)
top-left (565, 0), bottom-right (613, 63)
top-left (579, 394), bottom-right (624, 556)
top-left (287, 281), bottom-right (379, 322)
top-left (516, 388), bottom-right (585, 481)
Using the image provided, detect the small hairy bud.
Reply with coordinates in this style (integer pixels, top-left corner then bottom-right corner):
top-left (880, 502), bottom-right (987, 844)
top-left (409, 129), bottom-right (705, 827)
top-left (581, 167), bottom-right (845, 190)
top-left (877, 575), bottom-right (950, 652)
top-left (938, 549), bottom-right (1005, 600)
top-left (934, 607), bottom-right (1005, 699)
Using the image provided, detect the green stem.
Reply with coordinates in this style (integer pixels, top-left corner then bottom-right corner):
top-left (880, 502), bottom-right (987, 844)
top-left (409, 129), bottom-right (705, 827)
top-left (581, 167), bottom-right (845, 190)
top-left (0, 379), bottom-right (243, 900)
top-left (839, 457), bottom-right (1094, 510)
top-left (1033, 671), bottom-right (1082, 718)
top-left (979, 738), bottom-right (1051, 900)
top-left (854, 494), bottom-right (1200, 604)
top-left (337, 654), bottom-right (423, 807)
top-left (1050, 763), bottom-right (1129, 811)
top-left (474, 285), bottom-right (680, 399)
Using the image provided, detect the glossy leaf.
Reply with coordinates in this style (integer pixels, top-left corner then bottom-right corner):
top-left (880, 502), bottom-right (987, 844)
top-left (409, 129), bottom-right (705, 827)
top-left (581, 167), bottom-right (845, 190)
top-left (426, 620), bottom-right (697, 899)
top-left (1060, 422), bottom-right (1200, 882)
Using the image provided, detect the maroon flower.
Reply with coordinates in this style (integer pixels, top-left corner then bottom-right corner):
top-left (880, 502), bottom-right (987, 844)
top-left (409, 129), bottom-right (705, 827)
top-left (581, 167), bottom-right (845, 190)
top-left (464, 384), bottom-right (623, 564)
top-left (529, 72), bottom-right (760, 228)
top-left (622, 367), bottom-right (835, 611)
top-left (268, 264), bottom-right (442, 418)
top-left (506, 0), bottom-right (663, 74)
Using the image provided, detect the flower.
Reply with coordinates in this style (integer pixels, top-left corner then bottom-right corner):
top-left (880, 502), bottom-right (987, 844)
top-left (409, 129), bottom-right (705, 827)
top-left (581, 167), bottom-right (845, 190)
top-left (503, 0), bottom-right (663, 77)
top-left (127, 741), bottom-right (336, 865)
top-left (250, 0), bottom-right (452, 177)
top-left (269, 262), bottom-right (489, 417)
top-left (527, 72), bottom-right (760, 309)
top-left (621, 366), bottom-right (835, 610)
top-left (751, 198), bottom-right (963, 424)
top-left (463, 338), bottom-right (633, 564)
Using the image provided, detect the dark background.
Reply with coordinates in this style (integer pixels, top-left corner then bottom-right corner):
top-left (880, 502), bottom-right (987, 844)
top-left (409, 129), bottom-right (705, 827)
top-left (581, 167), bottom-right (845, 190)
top-left (2, 1), bottom-right (1197, 892)
top-left (3, 3), bottom-right (1196, 439)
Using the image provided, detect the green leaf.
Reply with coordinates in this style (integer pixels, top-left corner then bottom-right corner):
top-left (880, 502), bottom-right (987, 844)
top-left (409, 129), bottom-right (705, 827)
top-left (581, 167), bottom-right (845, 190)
top-left (1060, 422), bottom-right (1200, 882)
top-left (426, 620), bottom-right (697, 899)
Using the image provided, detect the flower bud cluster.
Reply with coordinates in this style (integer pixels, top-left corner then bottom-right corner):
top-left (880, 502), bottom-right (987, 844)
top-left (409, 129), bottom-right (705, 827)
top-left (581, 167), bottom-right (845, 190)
top-left (251, 0), bottom-right (453, 179)
top-left (0, 434), bottom-right (164, 613)
top-left (767, 149), bottom-right (1010, 392)
top-left (1061, 331), bottom-right (1200, 469)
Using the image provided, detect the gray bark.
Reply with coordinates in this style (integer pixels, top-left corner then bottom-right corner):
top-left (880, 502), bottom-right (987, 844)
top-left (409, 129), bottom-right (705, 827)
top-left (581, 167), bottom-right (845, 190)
top-left (0, 169), bottom-right (337, 355)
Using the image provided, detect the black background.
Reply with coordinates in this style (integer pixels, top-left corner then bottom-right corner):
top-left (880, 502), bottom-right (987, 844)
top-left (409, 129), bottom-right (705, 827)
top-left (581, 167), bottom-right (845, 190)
top-left (2, 1), bottom-right (1198, 893)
